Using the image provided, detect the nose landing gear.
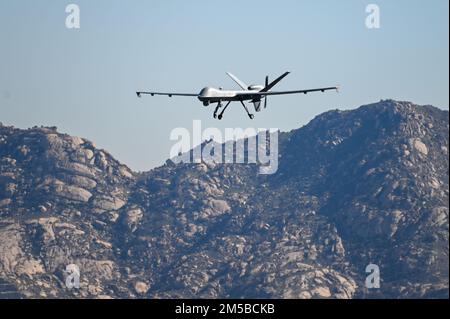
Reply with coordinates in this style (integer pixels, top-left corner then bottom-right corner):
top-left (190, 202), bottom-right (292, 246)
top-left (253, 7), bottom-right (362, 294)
top-left (213, 101), bottom-right (223, 119)
top-left (215, 101), bottom-right (231, 120)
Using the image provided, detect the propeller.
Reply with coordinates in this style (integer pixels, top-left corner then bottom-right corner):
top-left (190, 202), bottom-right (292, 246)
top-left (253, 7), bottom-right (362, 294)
top-left (264, 75), bottom-right (268, 108)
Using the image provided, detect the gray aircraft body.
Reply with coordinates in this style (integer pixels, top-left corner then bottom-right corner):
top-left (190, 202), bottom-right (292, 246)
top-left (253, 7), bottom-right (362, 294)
top-left (137, 72), bottom-right (339, 119)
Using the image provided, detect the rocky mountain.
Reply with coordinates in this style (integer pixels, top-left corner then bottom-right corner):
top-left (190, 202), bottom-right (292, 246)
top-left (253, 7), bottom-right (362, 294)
top-left (0, 99), bottom-right (448, 299)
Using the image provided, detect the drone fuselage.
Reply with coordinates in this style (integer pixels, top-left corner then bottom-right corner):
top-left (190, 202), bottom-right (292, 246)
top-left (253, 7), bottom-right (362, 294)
top-left (197, 86), bottom-right (262, 104)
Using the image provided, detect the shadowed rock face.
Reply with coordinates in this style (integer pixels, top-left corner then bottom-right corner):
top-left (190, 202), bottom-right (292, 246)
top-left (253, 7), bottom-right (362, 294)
top-left (0, 100), bottom-right (448, 299)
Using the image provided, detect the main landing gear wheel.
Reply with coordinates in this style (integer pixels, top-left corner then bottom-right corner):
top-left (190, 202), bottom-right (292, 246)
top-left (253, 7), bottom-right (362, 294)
top-left (239, 100), bottom-right (254, 120)
top-left (218, 114), bottom-right (223, 120)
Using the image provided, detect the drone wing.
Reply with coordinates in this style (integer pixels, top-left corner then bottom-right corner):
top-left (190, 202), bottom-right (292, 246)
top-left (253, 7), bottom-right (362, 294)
top-left (236, 86), bottom-right (339, 99)
top-left (136, 91), bottom-right (198, 98)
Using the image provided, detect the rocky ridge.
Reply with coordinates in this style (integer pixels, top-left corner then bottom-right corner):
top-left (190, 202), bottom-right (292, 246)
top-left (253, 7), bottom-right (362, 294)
top-left (0, 100), bottom-right (448, 298)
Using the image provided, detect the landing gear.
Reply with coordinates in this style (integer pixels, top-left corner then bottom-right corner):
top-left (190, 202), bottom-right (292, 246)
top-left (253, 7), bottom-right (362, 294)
top-left (240, 100), bottom-right (254, 119)
top-left (216, 101), bottom-right (231, 120)
top-left (213, 101), bottom-right (222, 118)
top-left (212, 100), bottom-right (254, 120)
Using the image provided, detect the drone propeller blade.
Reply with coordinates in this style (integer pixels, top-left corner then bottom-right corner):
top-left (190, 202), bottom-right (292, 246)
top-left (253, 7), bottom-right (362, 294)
top-left (264, 76), bottom-right (269, 108)
top-left (260, 71), bottom-right (290, 92)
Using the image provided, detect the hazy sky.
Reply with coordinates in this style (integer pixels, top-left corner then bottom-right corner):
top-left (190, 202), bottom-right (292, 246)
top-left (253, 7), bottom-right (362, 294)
top-left (0, 0), bottom-right (448, 171)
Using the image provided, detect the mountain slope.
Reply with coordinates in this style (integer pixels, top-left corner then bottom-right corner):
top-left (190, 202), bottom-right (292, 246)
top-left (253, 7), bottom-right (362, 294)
top-left (0, 100), bottom-right (448, 298)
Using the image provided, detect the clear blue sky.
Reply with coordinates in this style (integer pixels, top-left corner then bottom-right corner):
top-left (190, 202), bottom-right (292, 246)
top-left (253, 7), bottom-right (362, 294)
top-left (0, 0), bottom-right (448, 171)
